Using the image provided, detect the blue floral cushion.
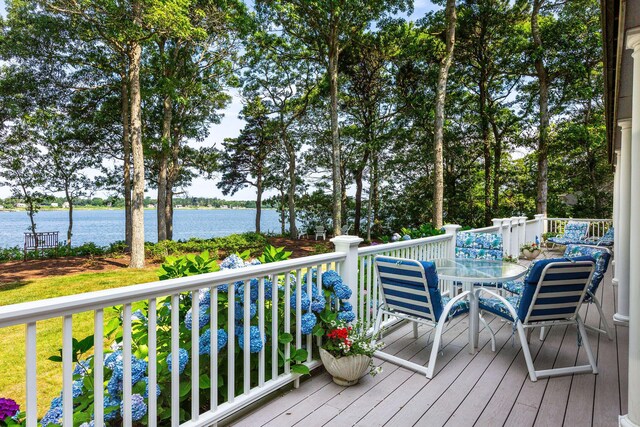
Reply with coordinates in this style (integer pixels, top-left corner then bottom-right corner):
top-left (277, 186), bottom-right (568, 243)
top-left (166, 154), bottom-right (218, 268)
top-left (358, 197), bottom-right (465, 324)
top-left (547, 236), bottom-right (584, 245)
top-left (455, 247), bottom-right (503, 260)
top-left (596, 227), bottom-right (614, 246)
top-left (563, 221), bottom-right (589, 241)
top-left (503, 280), bottom-right (524, 295)
top-left (563, 245), bottom-right (611, 299)
top-left (479, 295), bottom-right (521, 321)
top-left (441, 296), bottom-right (470, 319)
top-left (456, 231), bottom-right (503, 251)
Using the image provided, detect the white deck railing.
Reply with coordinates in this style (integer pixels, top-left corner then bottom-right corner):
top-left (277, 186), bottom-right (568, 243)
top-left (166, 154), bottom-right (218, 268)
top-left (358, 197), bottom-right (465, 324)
top-left (0, 252), bottom-right (346, 427)
top-left (544, 217), bottom-right (613, 239)
top-left (0, 214), bottom-right (613, 426)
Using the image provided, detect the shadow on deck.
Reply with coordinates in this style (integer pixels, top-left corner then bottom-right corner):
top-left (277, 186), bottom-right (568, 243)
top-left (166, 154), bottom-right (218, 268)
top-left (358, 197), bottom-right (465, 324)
top-left (228, 268), bottom-right (627, 427)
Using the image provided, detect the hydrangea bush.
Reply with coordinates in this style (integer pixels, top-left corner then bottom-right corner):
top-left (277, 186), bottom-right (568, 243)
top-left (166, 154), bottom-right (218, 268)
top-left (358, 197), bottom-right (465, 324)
top-left (39, 250), bottom-right (356, 426)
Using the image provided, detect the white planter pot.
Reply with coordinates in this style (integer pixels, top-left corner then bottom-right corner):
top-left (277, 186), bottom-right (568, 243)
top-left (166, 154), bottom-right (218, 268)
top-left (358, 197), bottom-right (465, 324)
top-left (319, 348), bottom-right (371, 386)
top-left (522, 248), bottom-right (541, 260)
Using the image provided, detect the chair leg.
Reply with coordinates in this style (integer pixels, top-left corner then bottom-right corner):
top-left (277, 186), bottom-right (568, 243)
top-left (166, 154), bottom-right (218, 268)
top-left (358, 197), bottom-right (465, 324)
top-left (516, 323), bottom-right (538, 382)
top-left (591, 296), bottom-right (614, 341)
top-left (426, 316), bottom-right (449, 379)
top-left (539, 326), bottom-right (547, 341)
top-left (577, 316), bottom-right (599, 375)
top-left (479, 314), bottom-right (496, 352)
top-left (413, 322), bottom-right (419, 339)
top-left (370, 307), bottom-right (384, 346)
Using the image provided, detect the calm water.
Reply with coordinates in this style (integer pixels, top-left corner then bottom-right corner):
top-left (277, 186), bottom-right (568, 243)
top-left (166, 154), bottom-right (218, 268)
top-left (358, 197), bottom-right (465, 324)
top-left (0, 209), bottom-right (283, 248)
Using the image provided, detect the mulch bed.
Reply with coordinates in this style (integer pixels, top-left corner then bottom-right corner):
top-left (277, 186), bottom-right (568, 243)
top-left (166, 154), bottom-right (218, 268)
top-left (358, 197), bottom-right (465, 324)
top-left (0, 237), bottom-right (333, 284)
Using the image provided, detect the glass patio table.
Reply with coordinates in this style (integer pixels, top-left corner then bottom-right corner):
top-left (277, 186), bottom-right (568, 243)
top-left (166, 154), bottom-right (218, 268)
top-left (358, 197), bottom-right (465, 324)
top-left (430, 258), bottom-right (528, 353)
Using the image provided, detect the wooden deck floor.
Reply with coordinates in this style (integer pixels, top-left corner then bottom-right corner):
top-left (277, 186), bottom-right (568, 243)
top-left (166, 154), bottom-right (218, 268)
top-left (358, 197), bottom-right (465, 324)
top-left (230, 269), bottom-right (627, 427)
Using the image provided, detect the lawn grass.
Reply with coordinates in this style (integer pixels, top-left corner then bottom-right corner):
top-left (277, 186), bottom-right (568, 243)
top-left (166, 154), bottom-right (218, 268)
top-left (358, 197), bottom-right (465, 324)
top-left (0, 268), bottom-right (159, 416)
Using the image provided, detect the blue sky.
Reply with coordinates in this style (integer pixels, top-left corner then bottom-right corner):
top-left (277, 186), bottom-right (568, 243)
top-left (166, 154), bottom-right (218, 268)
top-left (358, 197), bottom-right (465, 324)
top-left (0, 1), bottom-right (439, 200)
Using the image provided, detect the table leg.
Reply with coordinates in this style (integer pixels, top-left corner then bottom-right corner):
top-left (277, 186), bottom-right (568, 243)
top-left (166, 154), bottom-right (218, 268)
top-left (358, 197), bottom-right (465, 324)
top-left (467, 284), bottom-right (478, 354)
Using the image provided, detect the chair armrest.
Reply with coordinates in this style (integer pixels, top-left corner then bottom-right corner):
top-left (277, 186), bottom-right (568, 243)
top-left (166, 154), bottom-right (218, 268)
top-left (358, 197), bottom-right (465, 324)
top-left (440, 290), bottom-right (471, 320)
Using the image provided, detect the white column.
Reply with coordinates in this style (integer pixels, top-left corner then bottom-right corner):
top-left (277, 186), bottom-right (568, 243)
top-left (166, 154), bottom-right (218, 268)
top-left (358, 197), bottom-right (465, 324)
top-left (613, 148), bottom-right (621, 285)
top-left (331, 235), bottom-right (363, 318)
top-left (615, 120), bottom-right (632, 325)
top-left (620, 27), bottom-right (640, 427)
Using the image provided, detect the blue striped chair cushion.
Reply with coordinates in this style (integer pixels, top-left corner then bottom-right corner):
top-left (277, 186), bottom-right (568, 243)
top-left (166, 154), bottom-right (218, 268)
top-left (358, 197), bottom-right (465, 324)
top-left (517, 256), bottom-right (594, 322)
top-left (376, 257), bottom-right (444, 321)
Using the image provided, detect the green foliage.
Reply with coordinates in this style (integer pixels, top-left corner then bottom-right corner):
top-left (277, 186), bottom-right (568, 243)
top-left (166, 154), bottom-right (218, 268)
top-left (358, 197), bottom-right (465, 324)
top-left (399, 224), bottom-right (445, 239)
top-left (257, 245), bottom-right (292, 264)
top-left (157, 251), bottom-right (220, 280)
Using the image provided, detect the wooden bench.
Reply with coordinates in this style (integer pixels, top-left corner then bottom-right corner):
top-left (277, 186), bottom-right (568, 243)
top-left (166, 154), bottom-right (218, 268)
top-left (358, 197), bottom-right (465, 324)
top-left (24, 231), bottom-right (59, 260)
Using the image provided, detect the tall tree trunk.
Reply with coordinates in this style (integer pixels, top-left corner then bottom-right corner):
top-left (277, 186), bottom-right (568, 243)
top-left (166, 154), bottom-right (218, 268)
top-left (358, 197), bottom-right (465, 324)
top-left (65, 186), bottom-right (73, 247)
top-left (532, 0), bottom-right (549, 216)
top-left (280, 188), bottom-right (286, 235)
top-left (256, 173), bottom-right (263, 234)
top-left (128, 15), bottom-right (145, 268)
top-left (371, 151), bottom-right (380, 236)
top-left (480, 71), bottom-right (492, 225)
top-left (491, 121), bottom-right (502, 213)
top-left (354, 150), bottom-right (370, 236)
top-left (366, 168), bottom-right (373, 241)
top-left (121, 73), bottom-right (132, 249)
top-left (157, 95), bottom-right (172, 242)
top-left (165, 185), bottom-right (174, 240)
top-left (285, 139), bottom-right (297, 238)
top-left (433, 0), bottom-right (457, 228)
top-left (329, 30), bottom-right (342, 235)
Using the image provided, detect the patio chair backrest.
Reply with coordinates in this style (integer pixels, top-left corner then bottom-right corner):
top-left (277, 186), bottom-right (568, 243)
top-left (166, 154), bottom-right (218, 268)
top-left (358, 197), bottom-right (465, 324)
top-left (315, 226), bottom-right (325, 232)
top-left (455, 231), bottom-right (503, 260)
top-left (563, 245), bottom-right (611, 295)
top-left (518, 256), bottom-right (595, 323)
top-left (597, 226), bottom-right (614, 246)
top-left (375, 256), bottom-right (444, 322)
top-left (563, 221), bottom-right (590, 240)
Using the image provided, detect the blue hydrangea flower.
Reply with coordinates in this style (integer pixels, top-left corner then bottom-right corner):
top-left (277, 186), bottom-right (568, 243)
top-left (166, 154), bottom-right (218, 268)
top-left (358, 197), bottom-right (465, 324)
top-left (185, 304), bottom-right (211, 330)
top-left (79, 421), bottom-right (95, 427)
top-left (264, 280), bottom-right (273, 300)
top-left (72, 379), bottom-right (84, 398)
top-left (333, 283), bottom-right (352, 300)
top-left (73, 360), bottom-right (90, 377)
top-left (220, 254), bottom-right (246, 269)
top-left (338, 310), bottom-right (356, 323)
top-left (289, 291), bottom-right (311, 311)
top-left (106, 353), bottom-right (147, 396)
top-left (238, 325), bottom-right (264, 353)
top-left (199, 289), bottom-right (211, 305)
top-left (104, 396), bottom-right (121, 421)
top-left (250, 259), bottom-right (262, 265)
top-left (140, 377), bottom-right (161, 399)
top-left (120, 393), bottom-right (147, 421)
top-left (217, 283), bottom-right (229, 293)
top-left (237, 280), bottom-right (259, 303)
top-left (322, 271), bottom-right (342, 288)
top-left (199, 328), bottom-right (228, 355)
top-left (40, 406), bottom-right (62, 427)
top-left (301, 312), bottom-right (317, 334)
top-left (311, 293), bottom-right (326, 313)
top-left (104, 351), bottom-right (122, 370)
top-left (131, 309), bottom-right (147, 323)
top-left (340, 301), bottom-right (353, 312)
top-left (234, 301), bottom-right (257, 320)
top-left (49, 396), bottom-right (62, 410)
top-left (401, 234), bottom-right (411, 241)
top-left (167, 348), bottom-right (189, 374)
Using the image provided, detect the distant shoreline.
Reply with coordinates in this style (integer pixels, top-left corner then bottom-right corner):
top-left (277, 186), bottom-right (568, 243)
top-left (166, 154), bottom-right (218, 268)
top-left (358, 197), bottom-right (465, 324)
top-left (0, 207), bottom-right (276, 212)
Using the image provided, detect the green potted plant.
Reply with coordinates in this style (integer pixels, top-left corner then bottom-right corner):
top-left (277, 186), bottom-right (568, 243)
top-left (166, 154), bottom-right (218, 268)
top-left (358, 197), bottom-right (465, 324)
top-left (520, 241), bottom-right (541, 260)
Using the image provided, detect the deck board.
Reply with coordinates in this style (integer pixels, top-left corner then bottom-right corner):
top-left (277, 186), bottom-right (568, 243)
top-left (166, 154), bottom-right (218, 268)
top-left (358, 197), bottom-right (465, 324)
top-left (228, 270), bottom-right (626, 427)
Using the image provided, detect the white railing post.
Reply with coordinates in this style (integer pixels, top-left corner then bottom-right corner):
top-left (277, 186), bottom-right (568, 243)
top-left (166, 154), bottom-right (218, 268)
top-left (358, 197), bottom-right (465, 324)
top-left (534, 214), bottom-right (545, 241)
top-left (510, 216), bottom-right (520, 257)
top-left (332, 235), bottom-right (364, 318)
top-left (442, 224), bottom-right (461, 259)
top-left (491, 218), bottom-right (504, 256)
top-left (518, 216), bottom-right (527, 250)
top-left (501, 218), bottom-right (512, 257)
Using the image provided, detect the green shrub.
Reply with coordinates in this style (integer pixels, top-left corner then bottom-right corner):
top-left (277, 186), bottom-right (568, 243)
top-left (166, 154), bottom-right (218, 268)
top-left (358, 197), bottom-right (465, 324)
top-left (158, 250), bottom-right (220, 280)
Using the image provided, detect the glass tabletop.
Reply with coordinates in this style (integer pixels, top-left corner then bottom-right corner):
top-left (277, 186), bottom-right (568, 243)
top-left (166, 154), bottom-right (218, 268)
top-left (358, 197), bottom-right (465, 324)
top-left (431, 258), bottom-right (528, 283)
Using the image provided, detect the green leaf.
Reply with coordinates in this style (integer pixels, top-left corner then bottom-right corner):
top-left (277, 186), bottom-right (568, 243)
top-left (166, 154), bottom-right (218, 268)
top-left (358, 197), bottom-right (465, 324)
top-left (293, 348), bottom-right (308, 362)
top-left (279, 333), bottom-right (293, 344)
top-left (291, 364), bottom-right (310, 375)
top-left (179, 381), bottom-right (191, 397)
top-left (199, 374), bottom-right (211, 389)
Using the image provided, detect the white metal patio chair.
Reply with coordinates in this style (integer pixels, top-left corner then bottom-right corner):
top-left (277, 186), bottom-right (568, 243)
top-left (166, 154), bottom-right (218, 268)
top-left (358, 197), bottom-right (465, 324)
top-left (340, 224), bottom-right (351, 235)
top-left (315, 226), bottom-right (326, 240)
top-left (372, 256), bottom-right (470, 379)
top-left (478, 257), bottom-right (598, 381)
